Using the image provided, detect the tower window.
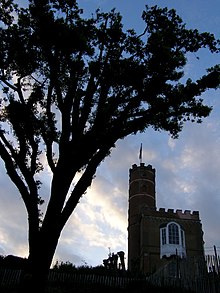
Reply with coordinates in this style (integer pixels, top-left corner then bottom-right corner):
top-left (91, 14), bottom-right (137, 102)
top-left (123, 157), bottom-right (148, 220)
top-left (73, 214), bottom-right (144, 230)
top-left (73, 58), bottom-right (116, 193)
top-left (168, 223), bottom-right (179, 245)
top-left (161, 228), bottom-right (166, 245)
top-left (181, 229), bottom-right (185, 247)
top-left (160, 222), bottom-right (186, 258)
top-left (141, 185), bottom-right (147, 192)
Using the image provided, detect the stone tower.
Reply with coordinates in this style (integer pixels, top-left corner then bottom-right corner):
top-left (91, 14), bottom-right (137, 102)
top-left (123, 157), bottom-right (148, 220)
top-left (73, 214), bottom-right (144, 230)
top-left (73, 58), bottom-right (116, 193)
top-left (127, 162), bottom-right (205, 275)
top-left (128, 163), bottom-right (156, 273)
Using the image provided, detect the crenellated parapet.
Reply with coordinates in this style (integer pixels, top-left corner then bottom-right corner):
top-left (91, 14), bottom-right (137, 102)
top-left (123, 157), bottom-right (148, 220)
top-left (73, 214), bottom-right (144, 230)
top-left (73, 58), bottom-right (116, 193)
top-left (130, 163), bottom-right (155, 172)
top-left (141, 206), bottom-right (200, 220)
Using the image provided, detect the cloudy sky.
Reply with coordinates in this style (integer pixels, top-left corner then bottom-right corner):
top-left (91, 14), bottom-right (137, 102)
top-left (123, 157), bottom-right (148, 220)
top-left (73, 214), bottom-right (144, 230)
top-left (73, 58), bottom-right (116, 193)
top-left (0, 0), bottom-right (220, 267)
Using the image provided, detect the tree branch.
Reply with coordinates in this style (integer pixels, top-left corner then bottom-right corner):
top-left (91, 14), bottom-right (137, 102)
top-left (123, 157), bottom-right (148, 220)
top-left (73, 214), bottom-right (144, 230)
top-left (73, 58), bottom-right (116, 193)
top-left (60, 145), bottom-right (111, 227)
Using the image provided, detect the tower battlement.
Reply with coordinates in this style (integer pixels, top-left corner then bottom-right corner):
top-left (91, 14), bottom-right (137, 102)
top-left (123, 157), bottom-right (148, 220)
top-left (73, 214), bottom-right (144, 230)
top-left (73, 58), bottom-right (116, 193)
top-left (141, 206), bottom-right (200, 220)
top-left (131, 163), bottom-right (155, 171)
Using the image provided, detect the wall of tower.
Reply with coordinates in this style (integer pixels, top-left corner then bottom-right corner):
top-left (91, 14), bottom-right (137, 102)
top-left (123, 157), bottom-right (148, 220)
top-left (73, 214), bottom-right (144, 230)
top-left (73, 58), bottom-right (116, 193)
top-left (139, 208), bottom-right (204, 274)
top-left (127, 163), bottom-right (205, 275)
top-left (128, 163), bottom-right (156, 273)
top-left (129, 163), bottom-right (156, 212)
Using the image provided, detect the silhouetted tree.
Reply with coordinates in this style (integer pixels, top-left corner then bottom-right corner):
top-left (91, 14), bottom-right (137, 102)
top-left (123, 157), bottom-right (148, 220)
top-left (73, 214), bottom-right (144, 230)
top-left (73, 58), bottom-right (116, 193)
top-left (1, 255), bottom-right (28, 270)
top-left (52, 260), bottom-right (77, 272)
top-left (0, 0), bottom-right (219, 291)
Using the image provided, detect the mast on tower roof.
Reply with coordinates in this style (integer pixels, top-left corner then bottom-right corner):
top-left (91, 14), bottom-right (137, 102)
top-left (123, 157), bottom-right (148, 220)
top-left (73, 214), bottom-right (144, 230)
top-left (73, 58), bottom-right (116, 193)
top-left (139, 143), bottom-right (142, 165)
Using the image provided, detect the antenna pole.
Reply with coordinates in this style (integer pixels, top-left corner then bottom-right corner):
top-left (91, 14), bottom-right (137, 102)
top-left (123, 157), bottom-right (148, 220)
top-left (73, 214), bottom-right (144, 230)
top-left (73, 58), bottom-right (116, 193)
top-left (139, 143), bottom-right (143, 164)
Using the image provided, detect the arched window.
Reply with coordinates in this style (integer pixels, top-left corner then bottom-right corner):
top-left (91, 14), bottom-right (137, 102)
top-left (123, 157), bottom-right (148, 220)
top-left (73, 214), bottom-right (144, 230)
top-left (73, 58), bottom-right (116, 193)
top-left (160, 222), bottom-right (186, 258)
top-left (168, 223), bottom-right (179, 244)
top-left (141, 184), bottom-right (147, 192)
top-left (161, 228), bottom-right (166, 245)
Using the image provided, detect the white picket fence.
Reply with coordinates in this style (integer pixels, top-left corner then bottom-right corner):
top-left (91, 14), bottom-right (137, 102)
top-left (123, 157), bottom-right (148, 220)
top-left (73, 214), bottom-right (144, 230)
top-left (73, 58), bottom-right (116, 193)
top-left (0, 268), bottom-right (131, 288)
top-left (0, 267), bottom-right (22, 286)
top-left (48, 270), bottom-right (131, 288)
top-left (1, 266), bottom-right (220, 292)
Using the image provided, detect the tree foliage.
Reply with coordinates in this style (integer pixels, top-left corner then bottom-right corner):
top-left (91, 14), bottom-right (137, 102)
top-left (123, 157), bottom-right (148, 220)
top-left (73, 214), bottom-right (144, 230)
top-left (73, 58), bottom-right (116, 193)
top-left (0, 0), bottom-right (219, 291)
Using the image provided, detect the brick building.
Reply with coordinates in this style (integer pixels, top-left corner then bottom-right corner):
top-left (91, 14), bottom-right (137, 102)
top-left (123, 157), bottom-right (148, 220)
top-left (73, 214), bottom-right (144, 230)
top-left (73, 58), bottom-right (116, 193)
top-left (127, 163), bottom-right (205, 275)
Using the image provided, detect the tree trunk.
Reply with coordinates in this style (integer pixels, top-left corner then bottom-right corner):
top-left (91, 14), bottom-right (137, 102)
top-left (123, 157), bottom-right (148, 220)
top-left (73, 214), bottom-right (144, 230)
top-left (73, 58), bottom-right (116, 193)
top-left (19, 225), bottom-right (61, 292)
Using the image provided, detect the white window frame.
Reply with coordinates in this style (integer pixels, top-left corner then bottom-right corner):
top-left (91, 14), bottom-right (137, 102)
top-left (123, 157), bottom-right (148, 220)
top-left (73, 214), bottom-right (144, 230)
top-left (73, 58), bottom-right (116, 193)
top-left (160, 222), bottom-right (186, 259)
